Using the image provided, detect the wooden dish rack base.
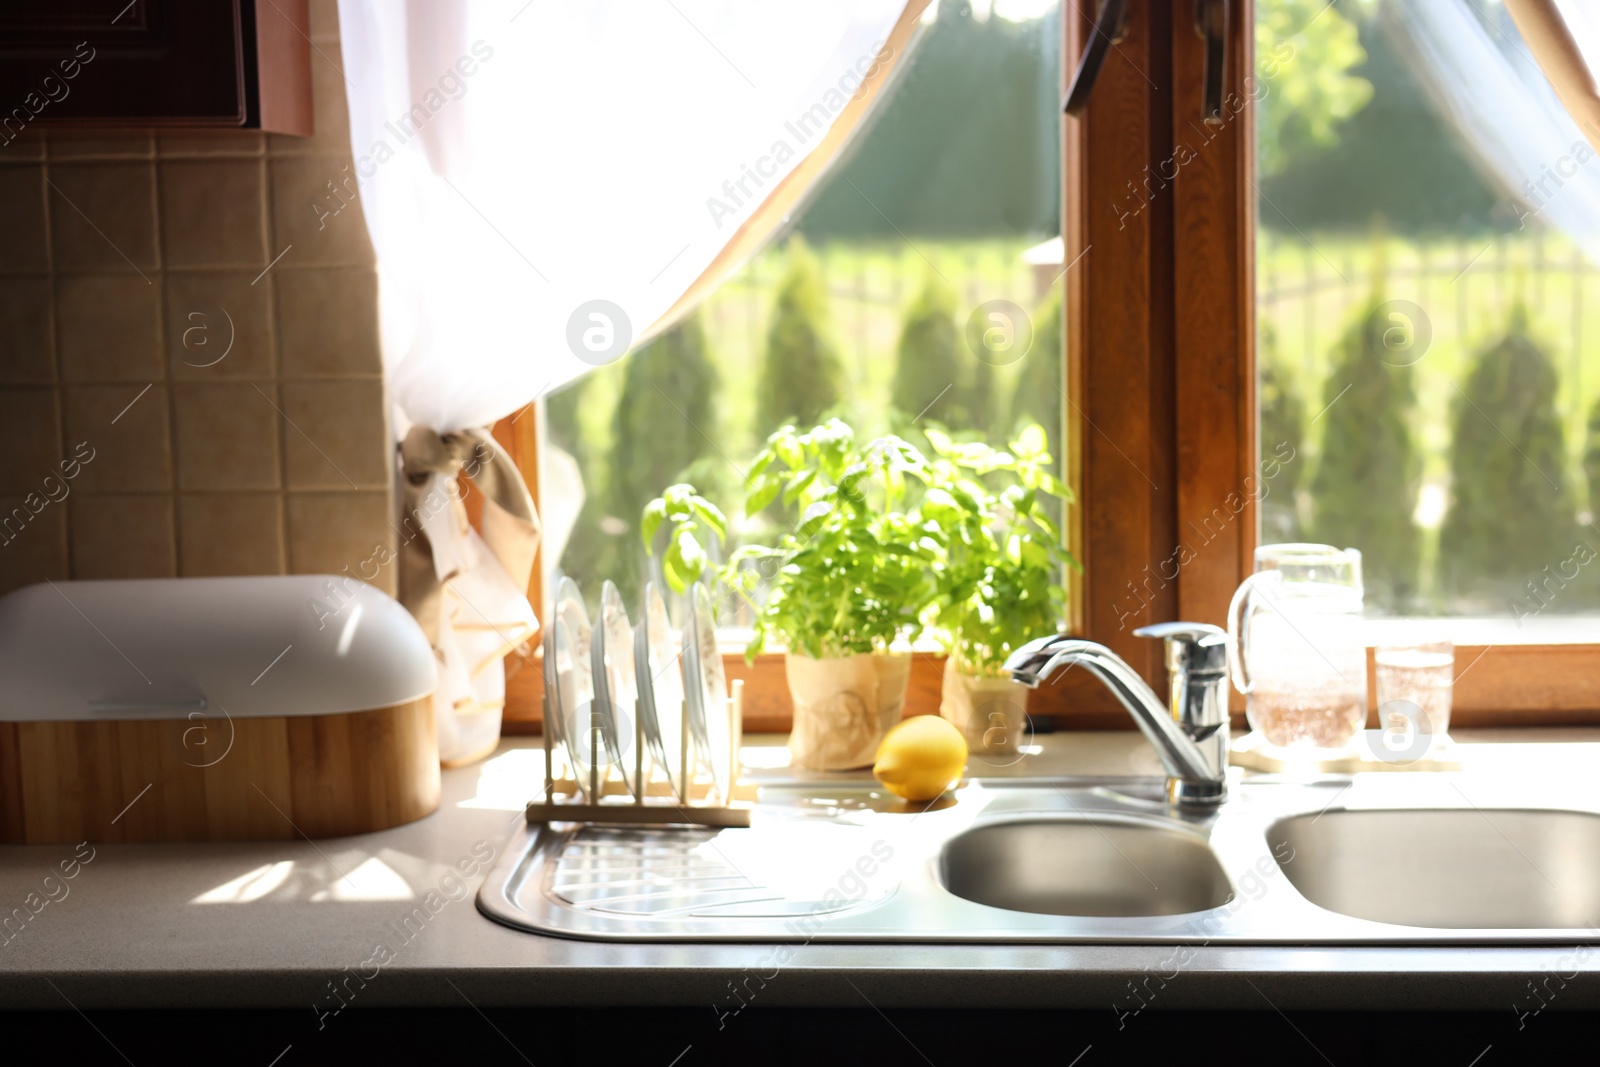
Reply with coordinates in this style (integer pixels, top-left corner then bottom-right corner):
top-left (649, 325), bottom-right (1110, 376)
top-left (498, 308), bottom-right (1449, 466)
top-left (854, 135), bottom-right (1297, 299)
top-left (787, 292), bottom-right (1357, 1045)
top-left (526, 680), bottom-right (753, 828)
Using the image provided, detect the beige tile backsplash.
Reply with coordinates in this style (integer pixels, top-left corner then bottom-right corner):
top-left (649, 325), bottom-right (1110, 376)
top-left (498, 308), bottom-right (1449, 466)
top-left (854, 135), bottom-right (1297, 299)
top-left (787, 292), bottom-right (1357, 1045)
top-left (165, 270), bottom-right (277, 381)
top-left (275, 268), bottom-right (380, 377)
top-left (62, 385), bottom-right (174, 493)
top-left (0, 5), bottom-right (395, 598)
top-left (158, 159), bottom-right (270, 270)
top-left (281, 379), bottom-right (388, 489)
top-left (0, 278), bottom-right (54, 384)
top-left (69, 495), bottom-right (176, 580)
top-left (0, 388), bottom-right (61, 493)
top-left (0, 499), bottom-right (66, 592)
top-left (269, 156), bottom-right (374, 266)
top-left (177, 493), bottom-right (287, 578)
top-left (0, 166), bottom-right (50, 273)
top-left (47, 132), bottom-right (156, 163)
top-left (285, 492), bottom-right (392, 576)
top-left (57, 274), bottom-right (164, 383)
top-left (48, 162), bottom-right (163, 272)
top-left (173, 383), bottom-right (284, 492)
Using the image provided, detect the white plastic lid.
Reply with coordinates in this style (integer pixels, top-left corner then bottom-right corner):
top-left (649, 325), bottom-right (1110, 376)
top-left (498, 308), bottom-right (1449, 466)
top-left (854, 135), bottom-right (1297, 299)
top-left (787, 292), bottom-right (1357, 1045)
top-left (0, 576), bottom-right (436, 722)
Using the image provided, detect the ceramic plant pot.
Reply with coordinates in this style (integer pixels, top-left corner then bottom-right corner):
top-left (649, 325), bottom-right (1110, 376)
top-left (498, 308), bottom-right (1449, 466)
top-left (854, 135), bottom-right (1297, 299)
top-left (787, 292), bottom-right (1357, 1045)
top-left (939, 657), bottom-right (1030, 755)
top-left (785, 651), bottom-right (911, 770)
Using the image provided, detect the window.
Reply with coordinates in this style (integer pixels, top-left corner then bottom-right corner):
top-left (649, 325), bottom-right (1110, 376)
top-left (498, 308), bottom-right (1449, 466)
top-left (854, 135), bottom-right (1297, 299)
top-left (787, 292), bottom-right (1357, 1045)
top-left (500, 0), bottom-right (1600, 729)
top-left (1048, 0), bottom-right (1600, 725)
top-left (541, 0), bottom-right (1066, 626)
top-left (1256, 0), bottom-right (1600, 635)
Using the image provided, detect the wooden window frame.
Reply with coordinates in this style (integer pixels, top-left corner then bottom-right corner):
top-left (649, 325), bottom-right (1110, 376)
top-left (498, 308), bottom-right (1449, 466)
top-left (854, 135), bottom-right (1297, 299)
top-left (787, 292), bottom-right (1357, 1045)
top-left (498, 0), bottom-right (1600, 734)
top-left (1057, 0), bottom-right (1259, 720)
top-left (1073, 0), bottom-right (1600, 728)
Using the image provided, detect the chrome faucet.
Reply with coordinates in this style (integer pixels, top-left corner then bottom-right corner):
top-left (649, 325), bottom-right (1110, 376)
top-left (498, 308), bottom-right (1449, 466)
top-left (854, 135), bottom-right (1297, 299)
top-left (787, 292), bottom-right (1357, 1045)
top-left (1004, 623), bottom-right (1231, 808)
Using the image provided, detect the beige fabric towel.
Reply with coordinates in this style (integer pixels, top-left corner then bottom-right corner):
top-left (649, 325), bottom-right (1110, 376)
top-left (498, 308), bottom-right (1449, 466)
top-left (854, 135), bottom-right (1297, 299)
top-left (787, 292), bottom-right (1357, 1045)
top-left (399, 426), bottom-right (541, 767)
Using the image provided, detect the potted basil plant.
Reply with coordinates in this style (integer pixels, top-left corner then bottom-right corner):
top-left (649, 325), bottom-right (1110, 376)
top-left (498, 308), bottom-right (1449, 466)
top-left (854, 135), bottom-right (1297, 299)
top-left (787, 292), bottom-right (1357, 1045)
top-left (918, 424), bottom-right (1077, 754)
top-left (644, 420), bottom-right (935, 771)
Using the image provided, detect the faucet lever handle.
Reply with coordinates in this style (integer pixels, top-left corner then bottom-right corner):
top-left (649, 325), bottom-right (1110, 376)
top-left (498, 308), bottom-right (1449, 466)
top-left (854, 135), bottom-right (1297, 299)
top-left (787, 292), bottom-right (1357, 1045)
top-left (1132, 621), bottom-right (1228, 674)
top-left (1133, 621), bottom-right (1224, 642)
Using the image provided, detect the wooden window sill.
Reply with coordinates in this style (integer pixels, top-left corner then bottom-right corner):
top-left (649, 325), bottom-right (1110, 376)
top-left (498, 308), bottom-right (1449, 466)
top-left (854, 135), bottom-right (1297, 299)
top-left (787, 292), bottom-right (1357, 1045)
top-left (501, 642), bottom-right (1600, 736)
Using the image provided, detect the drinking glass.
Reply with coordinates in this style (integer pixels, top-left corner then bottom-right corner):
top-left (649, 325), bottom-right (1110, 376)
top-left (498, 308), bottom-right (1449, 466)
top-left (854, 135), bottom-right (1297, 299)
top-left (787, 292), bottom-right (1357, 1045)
top-left (1375, 637), bottom-right (1454, 745)
top-left (1228, 544), bottom-right (1367, 749)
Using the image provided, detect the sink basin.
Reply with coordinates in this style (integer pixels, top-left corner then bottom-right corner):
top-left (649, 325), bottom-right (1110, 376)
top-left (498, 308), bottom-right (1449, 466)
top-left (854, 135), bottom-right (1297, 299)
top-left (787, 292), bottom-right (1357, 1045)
top-left (481, 777), bottom-right (1600, 943)
top-left (939, 816), bottom-right (1233, 917)
top-left (1273, 808), bottom-right (1600, 929)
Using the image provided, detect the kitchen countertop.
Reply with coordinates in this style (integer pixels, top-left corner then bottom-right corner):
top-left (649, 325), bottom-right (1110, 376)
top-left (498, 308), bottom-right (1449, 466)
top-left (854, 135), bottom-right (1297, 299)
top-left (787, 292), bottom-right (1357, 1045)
top-left (5, 729), bottom-right (1600, 1015)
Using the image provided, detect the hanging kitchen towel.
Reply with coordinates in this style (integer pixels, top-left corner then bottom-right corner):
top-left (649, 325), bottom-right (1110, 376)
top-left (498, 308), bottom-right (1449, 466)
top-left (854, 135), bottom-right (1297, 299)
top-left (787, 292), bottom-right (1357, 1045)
top-left (399, 426), bottom-right (540, 767)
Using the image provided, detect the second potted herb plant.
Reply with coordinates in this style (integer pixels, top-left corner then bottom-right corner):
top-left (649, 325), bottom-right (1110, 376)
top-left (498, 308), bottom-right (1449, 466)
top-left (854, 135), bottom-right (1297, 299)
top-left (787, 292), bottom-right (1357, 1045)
top-left (919, 424), bottom-right (1076, 754)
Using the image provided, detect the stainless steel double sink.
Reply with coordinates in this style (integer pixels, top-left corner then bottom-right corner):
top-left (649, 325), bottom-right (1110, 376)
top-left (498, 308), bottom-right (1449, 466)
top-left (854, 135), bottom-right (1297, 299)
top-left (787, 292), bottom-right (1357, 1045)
top-left (477, 773), bottom-right (1600, 943)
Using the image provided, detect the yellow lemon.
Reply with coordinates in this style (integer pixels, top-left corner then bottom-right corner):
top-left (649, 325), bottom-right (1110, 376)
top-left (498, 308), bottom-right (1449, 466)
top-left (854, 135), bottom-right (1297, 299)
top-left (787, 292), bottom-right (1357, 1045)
top-left (873, 715), bottom-right (967, 802)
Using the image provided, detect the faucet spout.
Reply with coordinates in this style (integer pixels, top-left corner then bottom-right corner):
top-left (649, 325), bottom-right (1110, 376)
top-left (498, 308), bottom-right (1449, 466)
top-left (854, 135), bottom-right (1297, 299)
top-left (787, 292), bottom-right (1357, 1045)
top-left (1005, 627), bottom-right (1230, 807)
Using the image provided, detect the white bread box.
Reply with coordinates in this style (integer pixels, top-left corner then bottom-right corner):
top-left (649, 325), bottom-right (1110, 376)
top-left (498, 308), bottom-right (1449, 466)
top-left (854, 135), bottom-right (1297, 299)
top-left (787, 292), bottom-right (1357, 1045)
top-left (0, 576), bottom-right (438, 843)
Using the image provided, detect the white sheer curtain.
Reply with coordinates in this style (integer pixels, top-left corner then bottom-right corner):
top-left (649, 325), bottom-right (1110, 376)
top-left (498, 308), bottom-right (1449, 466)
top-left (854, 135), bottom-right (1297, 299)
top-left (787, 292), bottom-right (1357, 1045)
top-left (338, 0), bottom-right (916, 431)
top-left (1394, 0), bottom-right (1600, 262)
top-left (336, 0), bottom-right (919, 763)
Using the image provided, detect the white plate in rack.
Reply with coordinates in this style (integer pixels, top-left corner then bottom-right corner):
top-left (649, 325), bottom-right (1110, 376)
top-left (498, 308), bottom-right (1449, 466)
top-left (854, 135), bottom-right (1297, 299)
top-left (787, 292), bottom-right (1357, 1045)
top-left (590, 580), bottom-right (641, 799)
top-left (682, 583), bottom-right (731, 802)
top-left (551, 578), bottom-right (616, 802)
top-left (633, 581), bottom-right (684, 793)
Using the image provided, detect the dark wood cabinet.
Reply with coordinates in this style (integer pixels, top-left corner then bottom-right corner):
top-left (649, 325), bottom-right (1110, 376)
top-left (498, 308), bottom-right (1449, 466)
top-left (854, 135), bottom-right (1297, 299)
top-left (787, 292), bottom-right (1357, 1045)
top-left (0, 0), bottom-right (311, 135)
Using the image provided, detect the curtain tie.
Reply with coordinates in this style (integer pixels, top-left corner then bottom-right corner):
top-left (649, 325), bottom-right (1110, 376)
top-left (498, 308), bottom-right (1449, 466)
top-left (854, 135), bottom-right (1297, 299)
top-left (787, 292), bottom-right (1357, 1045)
top-left (398, 425), bottom-right (540, 766)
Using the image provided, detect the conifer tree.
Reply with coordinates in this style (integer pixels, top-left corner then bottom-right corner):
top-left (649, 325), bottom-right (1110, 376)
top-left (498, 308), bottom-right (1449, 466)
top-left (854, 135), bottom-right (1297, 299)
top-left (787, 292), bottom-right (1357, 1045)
top-left (1585, 395), bottom-right (1600, 520)
top-left (1258, 322), bottom-right (1307, 543)
top-left (756, 237), bottom-right (843, 432)
top-left (544, 375), bottom-right (609, 598)
top-left (891, 270), bottom-right (963, 426)
top-left (1437, 305), bottom-right (1573, 608)
top-left (1306, 299), bottom-right (1421, 611)
top-left (1009, 287), bottom-right (1063, 449)
top-left (605, 313), bottom-right (720, 604)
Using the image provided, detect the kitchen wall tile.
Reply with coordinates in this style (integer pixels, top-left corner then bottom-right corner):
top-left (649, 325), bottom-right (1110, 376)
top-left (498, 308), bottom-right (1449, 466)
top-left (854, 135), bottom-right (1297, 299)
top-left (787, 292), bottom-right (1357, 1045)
top-left (276, 268), bottom-right (380, 377)
top-left (269, 156), bottom-right (373, 267)
top-left (281, 379), bottom-right (388, 489)
top-left (64, 385), bottom-right (172, 493)
top-left (270, 53), bottom-right (353, 157)
top-left (0, 165), bottom-right (49, 273)
top-left (69, 494), bottom-right (175, 579)
top-left (0, 65), bottom-right (392, 600)
top-left (165, 271), bottom-right (275, 381)
top-left (48, 163), bottom-right (159, 274)
top-left (0, 495), bottom-right (67, 596)
top-left (178, 493), bottom-right (284, 576)
top-left (159, 159), bottom-right (269, 269)
top-left (0, 278), bottom-right (55, 384)
top-left (157, 132), bottom-right (266, 159)
top-left (47, 132), bottom-right (154, 161)
top-left (0, 136), bottom-right (46, 162)
top-left (0, 387), bottom-right (61, 492)
top-left (172, 383), bottom-right (281, 491)
top-left (57, 274), bottom-right (163, 384)
top-left (286, 492), bottom-right (394, 591)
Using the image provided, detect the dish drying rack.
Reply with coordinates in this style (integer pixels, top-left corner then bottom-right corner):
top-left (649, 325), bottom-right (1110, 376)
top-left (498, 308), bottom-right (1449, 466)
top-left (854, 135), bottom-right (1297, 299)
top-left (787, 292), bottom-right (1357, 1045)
top-left (526, 678), bottom-right (755, 828)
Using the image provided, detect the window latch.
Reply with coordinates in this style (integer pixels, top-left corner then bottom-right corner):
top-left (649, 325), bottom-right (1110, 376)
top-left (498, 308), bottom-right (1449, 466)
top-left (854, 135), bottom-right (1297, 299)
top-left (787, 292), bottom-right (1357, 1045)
top-left (1062, 0), bottom-right (1130, 116)
top-left (1195, 0), bottom-right (1229, 126)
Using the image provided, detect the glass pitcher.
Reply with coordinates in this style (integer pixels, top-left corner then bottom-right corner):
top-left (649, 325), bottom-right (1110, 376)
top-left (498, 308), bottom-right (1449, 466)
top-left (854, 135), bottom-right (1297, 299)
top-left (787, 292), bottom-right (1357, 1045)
top-left (1227, 544), bottom-right (1367, 749)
